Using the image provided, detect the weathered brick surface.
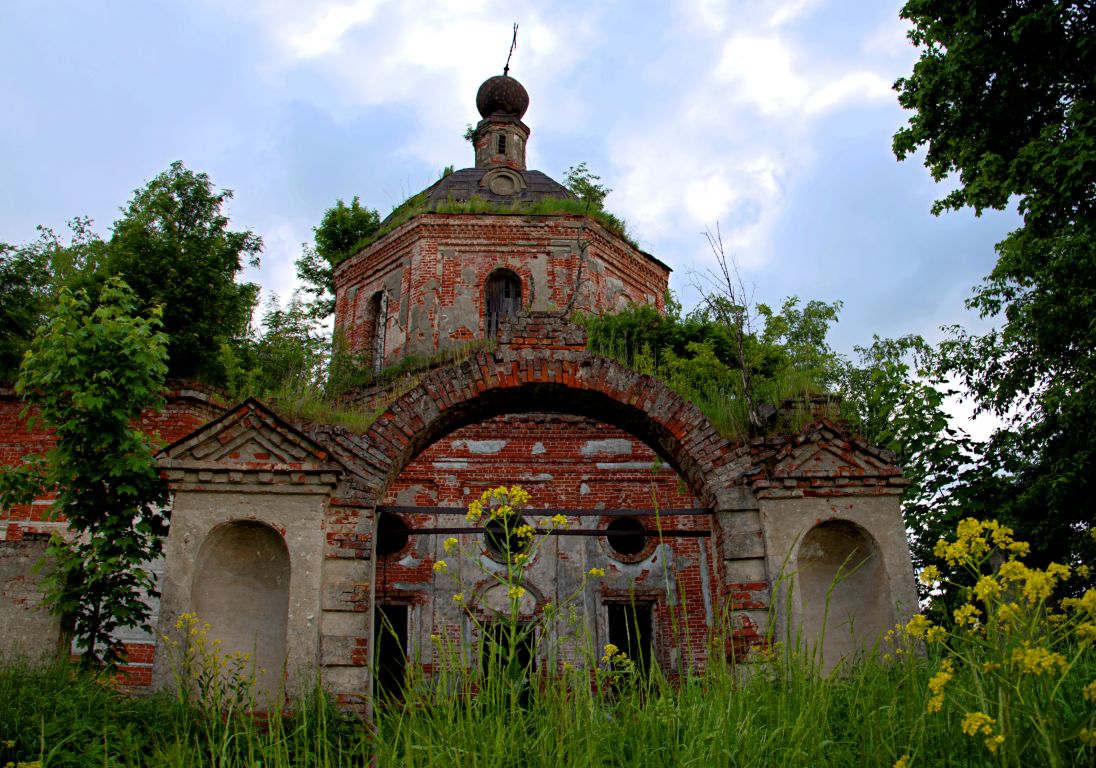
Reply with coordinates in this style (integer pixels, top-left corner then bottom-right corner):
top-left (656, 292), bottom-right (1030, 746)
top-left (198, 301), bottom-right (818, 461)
top-left (332, 214), bottom-right (670, 364)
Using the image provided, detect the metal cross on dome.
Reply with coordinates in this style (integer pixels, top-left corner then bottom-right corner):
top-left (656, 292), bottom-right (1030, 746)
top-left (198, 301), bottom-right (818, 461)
top-left (503, 23), bottom-right (518, 77)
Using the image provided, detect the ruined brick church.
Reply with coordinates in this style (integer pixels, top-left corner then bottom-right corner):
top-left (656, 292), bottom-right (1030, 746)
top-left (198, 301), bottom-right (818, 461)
top-left (0, 73), bottom-right (917, 705)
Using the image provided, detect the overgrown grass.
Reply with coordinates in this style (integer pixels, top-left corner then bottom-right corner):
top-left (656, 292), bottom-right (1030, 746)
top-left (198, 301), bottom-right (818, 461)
top-left (585, 332), bottom-right (835, 439)
top-left (3, 640), bottom-right (1090, 767)
top-left (252, 338), bottom-right (497, 433)
top-left (349, 194), bottom-right (638, 253)
top-left (2, 519), bottom-right (1092, 767)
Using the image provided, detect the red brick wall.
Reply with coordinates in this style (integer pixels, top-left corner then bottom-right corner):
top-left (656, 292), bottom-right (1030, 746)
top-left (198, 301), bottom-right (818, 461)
top-left (374, 412), bottom-right (720, 675)
top-left (333, 214), bottom-right (671, 364)
top-left (0, 385), bottom-right (225, 686)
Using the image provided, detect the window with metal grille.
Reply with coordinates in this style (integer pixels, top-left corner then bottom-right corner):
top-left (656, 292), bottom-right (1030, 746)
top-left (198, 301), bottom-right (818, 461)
top-left (484, 270), bottom-right (521, 338)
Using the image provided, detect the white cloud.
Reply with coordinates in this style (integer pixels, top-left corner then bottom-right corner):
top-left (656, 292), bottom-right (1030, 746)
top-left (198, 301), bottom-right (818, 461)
top-left (804, 70), bottom-right (893, 114)
top-left (767, 0), bottom-right (822, 28)
top-left (716, 34), bottom-right (808, 115)
top-left (287, 1), bottom-right (383, 59)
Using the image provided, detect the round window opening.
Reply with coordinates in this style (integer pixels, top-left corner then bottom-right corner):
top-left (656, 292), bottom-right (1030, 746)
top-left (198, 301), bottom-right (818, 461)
top-left (606, 516), bottom-right (648, 557)
top-left (484, 517), bottom-right (532, 562)
top-left (375, 512), bottom-right (411, 557)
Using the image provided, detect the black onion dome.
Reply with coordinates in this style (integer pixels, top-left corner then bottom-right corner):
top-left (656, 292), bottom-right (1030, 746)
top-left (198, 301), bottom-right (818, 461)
top-left (476, 75), bottom-right (529, 118)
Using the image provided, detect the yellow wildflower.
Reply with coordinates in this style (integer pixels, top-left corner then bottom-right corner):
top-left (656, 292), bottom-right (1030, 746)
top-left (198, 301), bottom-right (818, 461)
top-left (905, 613), bottom-right (932, 639)
top-left (515, 524), bottom-right (535, 539)
top-left (1079, 622), bottom-right (1096, 643)
top-left (998, 560), bottom-right (1028, 583)
top-left (443, 536), bottom-right (458, 553)
top-left (1021, 569), bottom-right (1055, 604)
top-left (551, 513), bottom-right (568, 528)
top-left (466, 499), bottom-right (483, 523)
top-left (926, 626), bottom-right (947, 643)
top-left (514, 553), bottom-right (528, 564)
top-left (1012, 645), bottom-right (1067, 675)
top-left (602, 643), bottom-right (619, 658)
top-left (928, 660), bottom-right (953, 697)
top-left (1046, 562), bottom-right (1070, 580)
top-left (429, 633), bottom-right (441, 643)
top-left (961, 711), bottom-right (995, 738)
top-left (926, 660), bottom-right (952, 713)
top-left (918, 565), bottom-right (941, 585)
top-left (955, 600), bottom-right (982, 626)
top-left (508, 586), bottom-right (526, 600)
top-left (588, 567), bottom-right (606, 578)
top-left (974, 575), bottom-right (1002, 602)
top-left (1082, 680), bottom-right (1096, 704)
top-left (1007, 540), bottom-right (1030, 557)
top-left (989, 522), bottom-right (1014, 548)
top-left (893, 757), bottom-right (910, 768)
top-left (984, 735), bottom-right (1004, 753)
top-left (997, 601), bottom-right (1023, 628)
top-left (1076, 563), bottom-right (1091, 580)
top-left (452, 592), bottom-right (464, 605)
top-left (433, 560), bottom-right (447, 573)
top-left (1080, 727), bottom-right (1094, 746)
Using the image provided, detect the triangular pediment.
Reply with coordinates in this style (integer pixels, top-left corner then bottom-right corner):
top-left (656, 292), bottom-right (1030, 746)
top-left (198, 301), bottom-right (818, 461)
top-left (765, 421), bottom-right (900, 479)
top-left (159, 398), bottom-right (340, 471)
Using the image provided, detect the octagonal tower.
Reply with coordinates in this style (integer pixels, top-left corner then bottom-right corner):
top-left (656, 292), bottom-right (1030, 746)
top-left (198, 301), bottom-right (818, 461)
top-left (332, 74), bottom-right (671, 371)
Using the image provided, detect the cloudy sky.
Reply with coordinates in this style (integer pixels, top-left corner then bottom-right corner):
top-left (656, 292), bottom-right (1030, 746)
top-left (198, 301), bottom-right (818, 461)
top-left (1, 0), bottom-right (1018, 361)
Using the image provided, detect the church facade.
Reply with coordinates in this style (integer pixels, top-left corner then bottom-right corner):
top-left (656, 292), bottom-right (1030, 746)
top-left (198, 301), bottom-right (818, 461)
top-left (0, 74), bottom-right (918, 708)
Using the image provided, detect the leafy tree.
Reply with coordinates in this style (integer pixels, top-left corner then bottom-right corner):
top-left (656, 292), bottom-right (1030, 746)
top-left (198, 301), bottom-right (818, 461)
top-left (0, 277), bottom-right (169, 665)
top-left (563, 163), bottom-right (611, 209)
top-left (105, 161), bottom-right (262, 384)
top-left (894, 0), bottom-right (1096, 577)
top-left (0, 219), bottom-right (105, 380)
top-left (837, 336), bottom-right (984, 604)
top-left (296, 196), bottom-right (381, 319)
top-left (219, 291), bottom-right (329, 401)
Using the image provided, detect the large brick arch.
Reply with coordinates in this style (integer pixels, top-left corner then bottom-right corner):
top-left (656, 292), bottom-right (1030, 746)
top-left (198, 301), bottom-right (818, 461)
top-left (324, 317), bottom-right (743, 508)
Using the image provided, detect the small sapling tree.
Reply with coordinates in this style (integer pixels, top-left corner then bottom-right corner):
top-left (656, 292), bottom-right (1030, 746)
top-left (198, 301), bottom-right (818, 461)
top-left (1, 277), bottom-right (170, 665)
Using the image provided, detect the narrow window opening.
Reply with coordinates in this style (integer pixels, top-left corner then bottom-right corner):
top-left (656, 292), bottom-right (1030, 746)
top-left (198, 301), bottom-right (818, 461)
top-left (497, 134), bottom-right (507, 155)
top-left (367, 291), bottom-right (387, 374)
top-left (608, 602), bottom-right (653, 674)
top-left (606, 516), bottom-right (647, 556)
top-left (484, 270), bottom-right (521, 338)
top-left (373, 604), bottom-right (408, 700)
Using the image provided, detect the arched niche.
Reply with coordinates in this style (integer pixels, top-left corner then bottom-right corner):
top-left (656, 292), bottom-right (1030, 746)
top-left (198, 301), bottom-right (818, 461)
top-left (798, 520), bottom-right (894, 672)
top-left (191, 520), bottom-right (290, 704)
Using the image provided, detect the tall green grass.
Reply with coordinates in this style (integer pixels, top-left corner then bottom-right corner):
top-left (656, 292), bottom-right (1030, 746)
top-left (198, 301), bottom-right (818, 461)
top-left (2, 517), bottom-right (1093, 767)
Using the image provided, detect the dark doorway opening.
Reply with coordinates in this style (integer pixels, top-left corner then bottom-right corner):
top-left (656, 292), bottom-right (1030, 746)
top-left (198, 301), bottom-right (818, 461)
top-left (607, 601), bottom-right (653, 673)
top-left (481, 621), bottom-right (536, 695)
top-left (373, 604), bottom-right (408, 700)
top-left (484, 270), bottom-right (521, 338)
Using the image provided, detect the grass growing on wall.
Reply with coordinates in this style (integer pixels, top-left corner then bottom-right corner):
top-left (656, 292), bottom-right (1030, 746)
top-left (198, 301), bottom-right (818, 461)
top-left (351, 194), bottom-right (638, 252)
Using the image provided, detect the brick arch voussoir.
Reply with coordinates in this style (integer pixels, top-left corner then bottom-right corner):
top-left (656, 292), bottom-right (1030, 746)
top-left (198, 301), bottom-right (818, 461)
top-left (360, 348), bottom-right (733, 507)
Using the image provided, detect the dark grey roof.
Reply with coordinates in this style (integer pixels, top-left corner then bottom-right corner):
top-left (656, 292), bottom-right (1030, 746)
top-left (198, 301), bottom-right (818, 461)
top-left (423, 168), bottom-right (573, 207)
